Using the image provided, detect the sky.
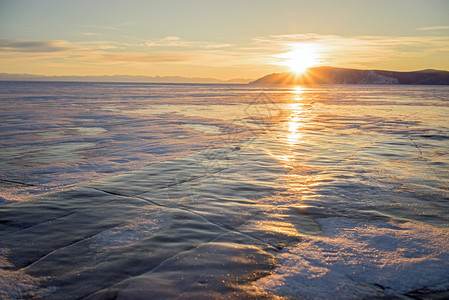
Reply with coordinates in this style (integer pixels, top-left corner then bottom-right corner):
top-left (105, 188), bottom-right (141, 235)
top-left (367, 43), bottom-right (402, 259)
top-left (0, 0), bottom-right (448, 79)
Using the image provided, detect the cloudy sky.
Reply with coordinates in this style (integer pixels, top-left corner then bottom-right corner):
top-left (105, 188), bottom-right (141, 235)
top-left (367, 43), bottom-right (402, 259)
top-left (1, 0), bottom-right (448, 79)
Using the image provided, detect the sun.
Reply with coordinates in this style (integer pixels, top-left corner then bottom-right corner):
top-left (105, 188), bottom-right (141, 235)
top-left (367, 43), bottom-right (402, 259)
top-left (279, 43), bottom-right (320, 74)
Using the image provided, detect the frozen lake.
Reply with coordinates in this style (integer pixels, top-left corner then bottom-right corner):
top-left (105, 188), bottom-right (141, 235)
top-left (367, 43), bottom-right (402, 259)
top-left (1, 81), bottom-right (449, 299)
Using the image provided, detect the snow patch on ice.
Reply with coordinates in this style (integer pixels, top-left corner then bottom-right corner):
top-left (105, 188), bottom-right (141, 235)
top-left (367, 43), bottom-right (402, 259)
top-left (254, 217), bottom-right (449, 299)
top-left (90, 206), bottom-right (172, 248)
top-left (0, 248), bottom-right (55, 299)
top-left (69, 127), bottom-right (107, 135)
top-left (183, 124), bottom-right (222, 135)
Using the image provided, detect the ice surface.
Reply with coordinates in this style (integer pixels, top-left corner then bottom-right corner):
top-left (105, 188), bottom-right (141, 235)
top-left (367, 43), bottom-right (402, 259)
top-left (0, 82), bottom-right (258, 202)
top-left (0, 145), bottom-right (287, 299)
top-left (1, 82), bottom-right (449, 299)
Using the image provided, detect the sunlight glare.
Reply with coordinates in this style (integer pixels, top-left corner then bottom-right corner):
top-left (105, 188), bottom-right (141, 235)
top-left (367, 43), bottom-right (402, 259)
top-left (280, 43), bottom-right (320, 74)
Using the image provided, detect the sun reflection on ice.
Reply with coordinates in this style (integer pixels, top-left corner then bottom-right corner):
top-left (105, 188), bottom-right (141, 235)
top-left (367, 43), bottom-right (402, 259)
top-left (268, 85), bottom-right (320, 205)
top-left (287, 103), bottom-right (306, 145)
top-left (286, 87), bottom-right (308, 146)
top-left (274, 86), bottom-right (312, 165)
top-left (293, 86), bottom-right (305, 94)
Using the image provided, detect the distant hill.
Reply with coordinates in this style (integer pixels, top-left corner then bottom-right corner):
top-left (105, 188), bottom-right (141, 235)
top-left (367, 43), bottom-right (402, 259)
top-left (0, 73), bottom-right (251, 84)
top-left (250, 67), bottom-right (449, 85)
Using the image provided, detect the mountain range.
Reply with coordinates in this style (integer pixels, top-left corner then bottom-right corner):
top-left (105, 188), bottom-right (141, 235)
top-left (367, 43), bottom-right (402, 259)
top-left (250, 67), bottom-right (449, 85)
top-left (0, 73), bottom-right (250, 84)
top-left (2, 67), bottom-right (449, 85)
